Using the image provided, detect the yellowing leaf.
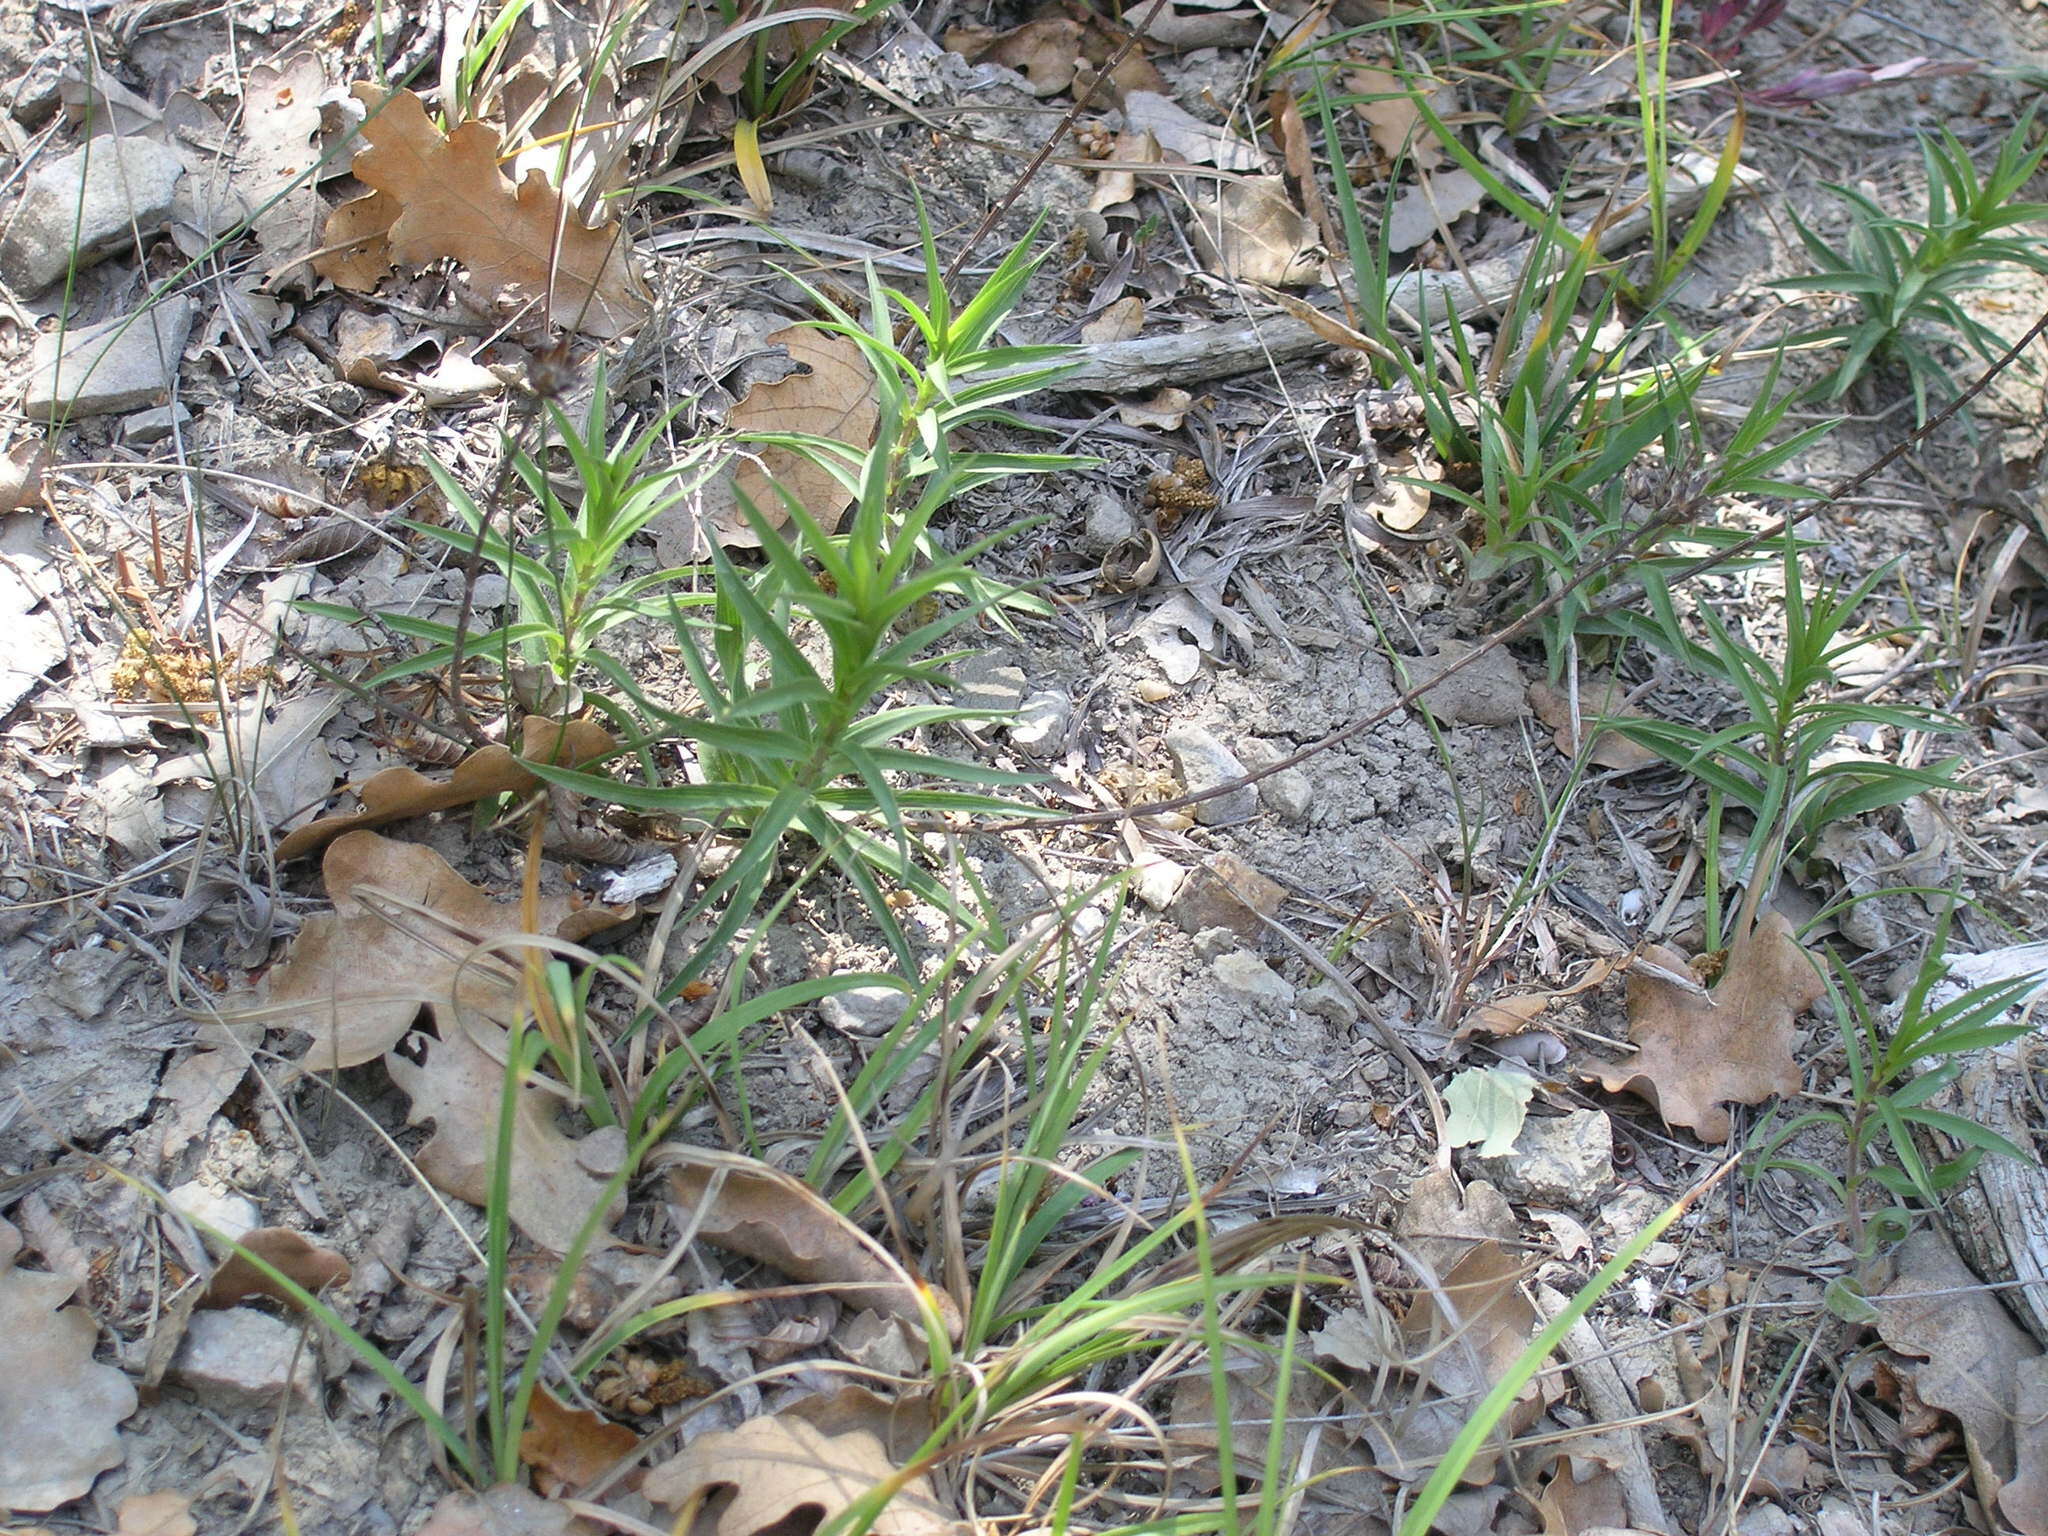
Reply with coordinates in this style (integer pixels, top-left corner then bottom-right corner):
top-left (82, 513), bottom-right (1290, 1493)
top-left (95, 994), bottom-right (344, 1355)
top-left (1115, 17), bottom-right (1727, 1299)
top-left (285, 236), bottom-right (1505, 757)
top-left (317, 86), bottom-right (649, 338)
top-left (644, 1414), bottom-right (954, 1536)
top-left (732, 119), bottom-right (772, 213)
top-left (1442, 1064), bottom-right (1536, 1156)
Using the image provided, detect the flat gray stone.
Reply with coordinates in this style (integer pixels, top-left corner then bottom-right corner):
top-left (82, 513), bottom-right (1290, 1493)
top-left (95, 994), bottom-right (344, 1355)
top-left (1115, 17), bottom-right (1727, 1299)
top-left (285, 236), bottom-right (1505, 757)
top-left (121, 401), bottom-right (191, 443)
top-left (172, 1306), bottom-right (320, 1412)
top-left (1165, 723), bottom-right (1256, 824)
top-left (1236, 736), bottom-right (1313, 821)
top-left (1169, 850), bottom-right (1285, 941)
top-left (2, 135), bottom-right (187, 293)
top-left (0, 558), bottom-right (62, 717)
top-left (952, 653), bottom-right (1029, 714)
top-left (819, 984), bottom-right (912, 1037)
top-left (1474, 1108), bottom-right (1613, 1206)
top-left (1008, 689), bottom-right (1070, 754)
top-left (1211, 949), bottom-right (1294, 1011)
top-left (1410, 637), bottom-right (1526, 727)
top-left (24, 297), bottom-right (193, 417)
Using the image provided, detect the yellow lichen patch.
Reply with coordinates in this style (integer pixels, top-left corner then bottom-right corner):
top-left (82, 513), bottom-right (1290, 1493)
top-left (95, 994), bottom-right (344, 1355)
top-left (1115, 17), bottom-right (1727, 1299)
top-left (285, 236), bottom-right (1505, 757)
top-left (108, 631), bottom-right (263, 711)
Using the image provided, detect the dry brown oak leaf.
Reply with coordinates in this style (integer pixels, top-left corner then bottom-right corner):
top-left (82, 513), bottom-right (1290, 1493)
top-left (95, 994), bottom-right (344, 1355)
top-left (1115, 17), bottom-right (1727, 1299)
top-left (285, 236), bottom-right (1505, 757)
top-left (519, 1386), bottom-right (640, 1497)
top-left (714, 325), bottom-right (879, 548)
top-left (265, 828), bottom-right (633, 1070)
top-left (317, 85), bottom-right (649, 339)
top-left (275, 717), bottom-right (614, 860)
top-left (0, 1217), bottom-right (138, 1513)
top-left (1876, 1228), bottom-right (2048, 1536)
top-left (644, 1413), bottom-right (955, 1536)
top-left (660, 1146), bottom-right (961, 1339)
top-left (1584, 911), bottom-right (1823, 1144)
top-left (387, 1018), bottom-right (627, 1253)
top-left (200, 1227), bottom-right (350, 1311)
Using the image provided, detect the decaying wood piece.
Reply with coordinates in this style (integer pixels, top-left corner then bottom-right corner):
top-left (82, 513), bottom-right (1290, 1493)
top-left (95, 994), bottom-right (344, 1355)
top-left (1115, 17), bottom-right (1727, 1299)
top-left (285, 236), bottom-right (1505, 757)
top-left (1915, 943), bottom-right (2048, 1344)
top-left (1053, 154), bottom-right (1758, 395)
top-left (1532, 1283), bottom-right (1672, 1534)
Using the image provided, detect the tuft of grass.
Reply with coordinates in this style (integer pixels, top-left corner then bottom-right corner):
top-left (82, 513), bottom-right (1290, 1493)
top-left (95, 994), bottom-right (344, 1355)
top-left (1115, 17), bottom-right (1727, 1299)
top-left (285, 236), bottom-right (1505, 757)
top-left (1778, 108), bottom-right (2048, 423)
top-left (304, 364), bottom-right (717, 711)
top-left (1595, 528), bottom-right (1963, 950)
top-left (1749, 906), bottom-right (2040, 1273)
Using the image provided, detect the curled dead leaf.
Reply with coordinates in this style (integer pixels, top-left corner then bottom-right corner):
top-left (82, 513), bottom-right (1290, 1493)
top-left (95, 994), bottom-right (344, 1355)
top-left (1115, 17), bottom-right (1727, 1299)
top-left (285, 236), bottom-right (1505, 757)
top-left (317, 86), bottom-right (649, 339)
top-left (276, 717), bottom-right (614, 860)
top-left (1584, 913), bottom-right (1822, 1143)
top-left (201, 1227), bottom-right (350, 1310)
top-left (659, 1147), bottom-right (960, 1339)
top-left (644, 1414), bottom-right (955, 1536)
top-left (0, 1218), bottom-right (138, 1512)
top-left (264, 829), bottom-right (634, 1069)
top-left (1459, 959), bottom-right (1615, 1040)
top-left (1115, 387), bottom-right (1193, 431)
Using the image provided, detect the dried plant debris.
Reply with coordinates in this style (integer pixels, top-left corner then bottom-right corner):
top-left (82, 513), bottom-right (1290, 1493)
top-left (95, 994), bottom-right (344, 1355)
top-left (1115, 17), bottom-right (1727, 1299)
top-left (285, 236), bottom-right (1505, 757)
top-left (275, 717), bottom-right (614, 860)
top-left (1584, 913), bottom-right (1823, 1143)
top-left (705, 325), bottom-right (880, 549)
top-left (387, 1018), bottom-right (627, 1253)
top-left (661, 1147), bottom-right (959, 1337)
top-left (263, 829), bottom-right (633, 1068)
top-left (317, 85), bottom-right (650, 338)
top-left (0, 1217), bottom-right (138, 1513)
top-left (644, 1414), bottom-right (955, 1536)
